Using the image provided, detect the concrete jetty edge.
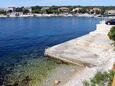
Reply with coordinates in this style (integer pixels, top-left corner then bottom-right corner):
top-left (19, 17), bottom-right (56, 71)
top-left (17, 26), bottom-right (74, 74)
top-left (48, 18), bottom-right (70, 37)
top-left (44, 23), bottom-right (115, 86)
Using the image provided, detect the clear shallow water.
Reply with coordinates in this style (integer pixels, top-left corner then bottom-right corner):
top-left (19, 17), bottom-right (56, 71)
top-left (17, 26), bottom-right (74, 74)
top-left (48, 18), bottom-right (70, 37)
top-left (0, 17), bottom-right (100, 64)
top-left (0, 17), bottom-right (101, 86)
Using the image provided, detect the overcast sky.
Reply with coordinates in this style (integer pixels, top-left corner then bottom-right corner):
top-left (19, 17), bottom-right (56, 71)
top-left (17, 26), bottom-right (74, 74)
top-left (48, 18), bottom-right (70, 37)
top-left (0, 0), bottom-right (115, 7)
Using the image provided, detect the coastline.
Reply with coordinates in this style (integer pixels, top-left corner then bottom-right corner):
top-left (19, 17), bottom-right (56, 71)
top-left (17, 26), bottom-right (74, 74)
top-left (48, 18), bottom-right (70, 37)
top-left (0, 14), bottom-right (104, 18)
top-left (0, 14), bottom-right (115, 19)
top-left (45, 23), bottom-right (115, 86)
top-left (0, 17), bottom-right (100, 86)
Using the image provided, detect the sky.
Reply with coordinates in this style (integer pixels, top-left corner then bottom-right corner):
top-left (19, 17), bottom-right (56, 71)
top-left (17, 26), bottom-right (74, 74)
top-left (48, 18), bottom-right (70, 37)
top-left (0, 0), bottom-right (115, 7)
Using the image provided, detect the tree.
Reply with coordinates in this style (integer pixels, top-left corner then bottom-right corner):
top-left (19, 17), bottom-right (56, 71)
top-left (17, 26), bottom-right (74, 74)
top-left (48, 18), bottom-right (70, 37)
top-left (79, 8), bottom-right (87, 13)
top-left (15, 7), bottom-right (24, 12)
top-left (108, 26), bottom-right (115, 41)
top-left (50, 6), bottom-right (58, 10)
top-left (100, 8), bottom-right (105, 15)
top-left (0, 10), bottom-right (6, 15)
top-left (31, 6), bottom-right (42, 11)
top-left (95, 10), bottom-right (101, 14)
top-left (23, 9), bottom-right (30, 14)
top-left (31, 6), bottom-right (42, 14)
top-left (32, 10), bottom-right (41, 13)
top-left (45, 9), bottom-right (60, 14)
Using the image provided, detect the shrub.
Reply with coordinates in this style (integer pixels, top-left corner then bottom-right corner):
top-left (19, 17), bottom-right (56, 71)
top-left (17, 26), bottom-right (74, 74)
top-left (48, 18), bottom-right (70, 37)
top-left (83, 70), bottom-right (115, 86)
top-left (108, 26), bottom-right (115, 41)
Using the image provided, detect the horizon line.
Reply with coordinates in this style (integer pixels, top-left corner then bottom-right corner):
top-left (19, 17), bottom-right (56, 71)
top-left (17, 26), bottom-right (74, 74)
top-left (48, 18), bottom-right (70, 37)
top-left (0, 5), bottom-right (115, 8)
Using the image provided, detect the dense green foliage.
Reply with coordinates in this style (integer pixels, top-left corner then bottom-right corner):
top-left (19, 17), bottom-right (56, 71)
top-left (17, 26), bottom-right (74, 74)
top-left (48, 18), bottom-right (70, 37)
top-left (0, 6), bottom-right (115, 15)
top-left (15, 7), bottom-right (30, 14)
top-left (32, 9), bottom-right (41, 13)
top-left (31, 6), bottom-right (60, 14)
top-left (108, 26), bottom-right (115, 41)
top-left (100, 8), bottom-right (105, 15)
top-left (79, 8), bottom-right (87, 13)
top-left (31, 6), bottom-right (42, 14)
top-left (83, 70), bottom-right (115, 86)
top-left (15, 7), bottom-right (24, 12)
top-left (30, 6), bottom-right (113, 15)
top-left (31, 6), bottom-right (42, 11)
top-left (45, 9), bottom-right (60, 14)
top-left (23, 9), bottom-right (30, 14)
top-left (0, 10), bottom-right (6, 15)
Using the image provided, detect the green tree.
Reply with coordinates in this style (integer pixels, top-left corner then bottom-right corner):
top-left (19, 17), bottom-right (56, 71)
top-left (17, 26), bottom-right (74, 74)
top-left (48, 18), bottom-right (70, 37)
top-left (100, 8), bottom-right (105, 15)
top-left (31, 6), bottom-right (42, 10)
top-left (15, 7), bottom-right (24, 12)
top-left (50, 6), bottom-right (58, 10)
top-left (45, 9), bottom-right (60, 14)
top-left (108, 26), bottom-right (115, 41)
top-left (79, 8), bottom-right (87, 13)
top-left (95, 10), bottom-right (101, 14)
top-left (0, 10), bottom-right (6, 15)
top-left (23, 9), bottom-right (30, 14)
top-left (32, 10), bottom-right (41, 13)
top-left (31, 6), bottom-right (42, 14)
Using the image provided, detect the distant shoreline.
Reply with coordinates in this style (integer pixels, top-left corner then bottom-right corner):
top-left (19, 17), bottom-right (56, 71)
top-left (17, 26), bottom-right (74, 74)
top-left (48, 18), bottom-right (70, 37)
top-left (0, 14), bottom-right (100, 18)
top-left (0, 14), bottom-right (115, 19)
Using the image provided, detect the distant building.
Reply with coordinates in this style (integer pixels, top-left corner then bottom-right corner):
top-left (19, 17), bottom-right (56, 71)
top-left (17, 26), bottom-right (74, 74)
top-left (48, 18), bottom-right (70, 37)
top-left (89, 8), bottom-right (101, 14)
top-left (5, 7), bottom-right (16, 12)
top-left (72, 7), bottom-right (82, 12)
top-left (92, 8), bottom-right (101, 11)
top-left (107, 10), bottom-right (115, 15)
top-left (7, 12), bottom-right (23, 17)
top-left (58, 7), bottom-right (70, 12)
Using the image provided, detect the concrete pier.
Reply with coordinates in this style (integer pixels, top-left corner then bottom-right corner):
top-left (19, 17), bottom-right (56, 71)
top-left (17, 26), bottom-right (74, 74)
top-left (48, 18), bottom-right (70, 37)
top-left (45, 23), bottom-right (115, 86)
top-left (45, 24), bottom-right (114, 66)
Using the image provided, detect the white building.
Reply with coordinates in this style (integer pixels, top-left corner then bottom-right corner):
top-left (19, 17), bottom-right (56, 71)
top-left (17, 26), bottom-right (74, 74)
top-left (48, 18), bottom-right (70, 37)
top-left (5, 7), bottom-right (16, 12)
top-left (72, 7), bottom-right (82, 12)
top-left (7, 12), bottom-right (23, 17)
top-left (89, 8), bottom-right (101, 14)
top-left (107, 10), bottom-right (115, 15)
top-left (58, 7), bottom-right (70, 12)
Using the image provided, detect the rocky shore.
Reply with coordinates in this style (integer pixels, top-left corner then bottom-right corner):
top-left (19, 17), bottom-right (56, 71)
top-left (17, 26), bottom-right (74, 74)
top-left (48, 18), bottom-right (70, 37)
top-left (45, 23), bottom-right (115, 86)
